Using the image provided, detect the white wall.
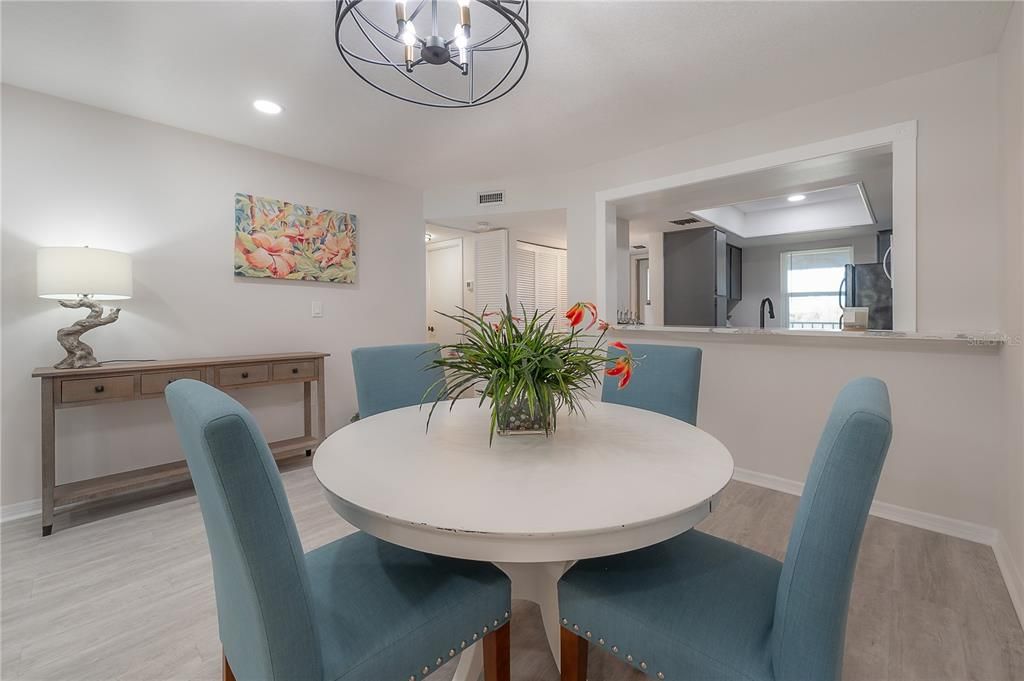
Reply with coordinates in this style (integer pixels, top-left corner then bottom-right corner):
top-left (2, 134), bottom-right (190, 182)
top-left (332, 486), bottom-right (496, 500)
top-left (997, 2), bottom-right (1024, 604)
top-left (423, 54), bottom-right (1012, 534)
top-left (1, 86), bottom-right (425, 507)
top-left (729, 234), bottom-right (876, 328)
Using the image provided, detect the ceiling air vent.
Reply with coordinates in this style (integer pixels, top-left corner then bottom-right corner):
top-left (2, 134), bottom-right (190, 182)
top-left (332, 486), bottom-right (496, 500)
top-left (669, 217), bottom-right (700, 226)
top-left (478, 190), bottom-right (505, 206)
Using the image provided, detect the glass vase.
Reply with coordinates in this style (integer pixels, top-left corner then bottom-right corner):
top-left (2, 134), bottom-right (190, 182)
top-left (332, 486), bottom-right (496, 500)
top-left (495, 395), bottom-right (549, 436)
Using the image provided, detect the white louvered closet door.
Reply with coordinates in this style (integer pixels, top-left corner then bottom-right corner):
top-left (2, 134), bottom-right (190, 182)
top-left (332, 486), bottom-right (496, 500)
top-left (474, 229), bottom-right (510, 317)
top-left (514, 247), bottom-right (536, 320)
top-left (514, 241), bottom-right (568, 327)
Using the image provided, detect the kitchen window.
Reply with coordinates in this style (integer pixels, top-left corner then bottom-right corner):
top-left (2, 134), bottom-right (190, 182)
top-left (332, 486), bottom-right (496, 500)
top-left (780, 246), bottom-right (853, 330)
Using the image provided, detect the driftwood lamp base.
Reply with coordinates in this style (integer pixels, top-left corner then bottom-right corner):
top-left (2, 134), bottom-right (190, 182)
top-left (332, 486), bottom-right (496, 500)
top-left (54, 298), bottom-right (121, 369)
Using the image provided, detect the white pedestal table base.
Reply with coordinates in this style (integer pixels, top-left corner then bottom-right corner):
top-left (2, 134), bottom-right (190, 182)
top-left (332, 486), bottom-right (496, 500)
top-left (452, 561), bottom-right (573, 681)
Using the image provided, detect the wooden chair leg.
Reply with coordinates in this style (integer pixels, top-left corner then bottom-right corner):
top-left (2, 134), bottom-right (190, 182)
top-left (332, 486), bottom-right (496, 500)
top-left (223, 651), bottom-right (236, 681)
top-left (483, 622), bottom-right (511, 681)
top-left (560, 626), bottom-right (588, 681)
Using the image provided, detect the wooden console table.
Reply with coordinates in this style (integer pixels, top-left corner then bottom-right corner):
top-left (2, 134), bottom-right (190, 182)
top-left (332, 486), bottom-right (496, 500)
top-left (32, 352), bottom-right (329, 536)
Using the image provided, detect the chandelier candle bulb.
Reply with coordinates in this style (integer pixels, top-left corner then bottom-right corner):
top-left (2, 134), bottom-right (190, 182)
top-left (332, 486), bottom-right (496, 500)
top-left (459, 4), bottom-right (471, 30)
top-left (395, 0), bottom-right (407, 23)
top-left (404, 44), bottom-right (415, 68)
top-left (401, 22), bottom-right (417, 45)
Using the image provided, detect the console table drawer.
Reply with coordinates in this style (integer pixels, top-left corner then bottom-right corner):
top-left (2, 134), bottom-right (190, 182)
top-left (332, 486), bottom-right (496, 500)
top-left (273, 360), bottom-right (315, 381)
top-left (141, 370), bottom-right (203, 395)
top-left (61, 375), bottom-right (135, 404)
top-left (216, 364), bottom-right (269, 387)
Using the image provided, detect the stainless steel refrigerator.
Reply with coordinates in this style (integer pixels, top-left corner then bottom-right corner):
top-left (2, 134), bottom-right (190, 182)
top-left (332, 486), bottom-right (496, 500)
top-left (841, 262), bottom-right (893, 330)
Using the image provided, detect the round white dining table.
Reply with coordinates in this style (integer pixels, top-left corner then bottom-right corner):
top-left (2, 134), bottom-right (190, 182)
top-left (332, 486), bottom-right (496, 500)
top-left (313, 400), bottom-right (733, 681)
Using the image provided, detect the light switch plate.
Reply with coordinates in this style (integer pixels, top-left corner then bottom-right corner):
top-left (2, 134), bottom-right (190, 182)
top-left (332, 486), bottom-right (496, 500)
top-left (311, 301), bottom-right (323, 318)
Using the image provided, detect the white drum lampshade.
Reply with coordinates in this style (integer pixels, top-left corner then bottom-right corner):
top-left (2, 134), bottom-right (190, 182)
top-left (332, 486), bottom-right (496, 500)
top-left (37, 247), bottom-right (133, 300)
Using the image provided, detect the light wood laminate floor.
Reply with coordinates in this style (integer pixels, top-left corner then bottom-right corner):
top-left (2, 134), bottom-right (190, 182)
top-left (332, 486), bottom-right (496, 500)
top-left (2, 466), bottom-right (1022, 681)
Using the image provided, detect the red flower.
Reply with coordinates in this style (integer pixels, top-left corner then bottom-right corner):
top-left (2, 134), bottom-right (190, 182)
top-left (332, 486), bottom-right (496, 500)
top-left (565, 302), bottom-right (599, 330)
top-left (606, 340), bottom-right (636, 389)
top-left (565, 304), bottom-right (585, 327)
top-left (606, 358), bottom-right (628, 376)
top-left (606, 356), bottom-right (634, 389)
top-left (597, 319), bottom-right (609, 331)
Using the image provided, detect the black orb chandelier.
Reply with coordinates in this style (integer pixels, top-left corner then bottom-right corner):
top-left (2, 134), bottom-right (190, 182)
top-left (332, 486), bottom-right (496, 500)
top-left (334, 0), bottom-right (529, 108)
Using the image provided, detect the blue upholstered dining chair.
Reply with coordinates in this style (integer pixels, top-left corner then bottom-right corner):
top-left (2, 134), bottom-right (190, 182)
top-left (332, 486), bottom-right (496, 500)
top-left (558, 377), bottom-right (893, 681)
top-left (601, 344), bottom-right (702, 424)
top-left (165, 379), bottom-right (511, 681)
top-left (351, 343), bottom-right (446, 419)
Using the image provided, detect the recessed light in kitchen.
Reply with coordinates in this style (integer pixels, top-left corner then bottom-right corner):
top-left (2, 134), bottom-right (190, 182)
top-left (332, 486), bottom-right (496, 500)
top-left (253, 99), bottom-right (284, 115)
top-left (787, 194), bottom-right (806, 202)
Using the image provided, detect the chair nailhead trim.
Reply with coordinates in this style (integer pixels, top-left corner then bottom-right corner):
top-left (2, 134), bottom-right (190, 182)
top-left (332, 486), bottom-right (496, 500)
top-left (504, 611), bottom-right (510, 618)
top-left (585, 631), bottom-right (592, 638)
top-left (422, 667), bottom-right (429, 674)
top-left (657, 673), bottom-right (665, 679)
top-left (408, 676), bottom-right (415, 681)
top-left (472, 633), bottom-right (479, 641)
top-left (598, 638), bottom-right (605, 645)
top-left (435, 657), bottom-right (442, 665)
top-left (573, 624), bottom-right (579, 631)
top-left (483, 625), bottom-right (489, 633)
top-left (640, 662), bottom-right (648, 670)
top-left (626, 654), bottom-right (634, 662)
top-left (562, 618), bottom-right (568, 625)
top-left (612, 646), bottom-right (619, 653)
top-left (461, 640), bottom-right (467, 649)
top-left (493, 619), bottom-right (499, 626)
top-left (449, 649), bottom-right (456, 657)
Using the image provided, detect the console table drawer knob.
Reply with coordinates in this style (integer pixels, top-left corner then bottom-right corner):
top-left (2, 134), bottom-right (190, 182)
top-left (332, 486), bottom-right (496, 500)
top-left (94, 385), bottom-right (104, 393)
top-left (241, 372), bottom-right (249, 379)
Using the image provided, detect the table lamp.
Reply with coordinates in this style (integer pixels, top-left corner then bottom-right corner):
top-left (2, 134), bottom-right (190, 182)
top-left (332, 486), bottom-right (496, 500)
top-left (37, 246), bottom-right (133, 369)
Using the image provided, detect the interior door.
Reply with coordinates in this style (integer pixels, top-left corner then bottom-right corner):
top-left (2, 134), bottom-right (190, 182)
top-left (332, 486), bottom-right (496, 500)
top-left (426, 239), bottom-right (464, 347)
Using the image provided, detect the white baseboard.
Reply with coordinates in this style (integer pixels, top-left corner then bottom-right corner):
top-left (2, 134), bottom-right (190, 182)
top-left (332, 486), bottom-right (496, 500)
top-left (733, 466), bottom-right (1022, 627)
top-left (993, 533), bottom-right (1024, 629)
top-left (732, 467), bottom-right (998, 544)
top-left (0, 497), bottom-right (41, 523)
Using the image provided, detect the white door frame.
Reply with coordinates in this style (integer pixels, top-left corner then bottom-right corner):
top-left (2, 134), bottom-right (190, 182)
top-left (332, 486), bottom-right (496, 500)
top-left (594, 121), bottom-right (918, 332)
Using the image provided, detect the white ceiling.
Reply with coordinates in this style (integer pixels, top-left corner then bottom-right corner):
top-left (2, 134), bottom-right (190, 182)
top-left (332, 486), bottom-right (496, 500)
top-left (732, 184), bottom-right (862, 213)
top-left (621, 145), bottom-right (893, 231)
top-left (692, 183), bottom-right (876, 239)
top-left (1, 1), bottom-right (1013, 188)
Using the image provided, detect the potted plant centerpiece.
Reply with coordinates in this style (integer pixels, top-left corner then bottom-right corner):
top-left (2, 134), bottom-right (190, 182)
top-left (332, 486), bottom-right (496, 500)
top-left (425, 299), bottom-right (639, 442)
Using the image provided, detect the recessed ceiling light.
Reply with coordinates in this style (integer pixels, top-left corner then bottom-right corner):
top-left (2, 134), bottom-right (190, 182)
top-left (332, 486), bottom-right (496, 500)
top-left (253, 99), bottom-right (283, 115)
top-left (787, 194), bottom-right (807, 202)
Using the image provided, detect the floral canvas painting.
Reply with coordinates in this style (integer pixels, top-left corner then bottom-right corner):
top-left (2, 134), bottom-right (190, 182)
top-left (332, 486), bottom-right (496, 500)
top-left (234, 193), bottom-right (357, 284)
